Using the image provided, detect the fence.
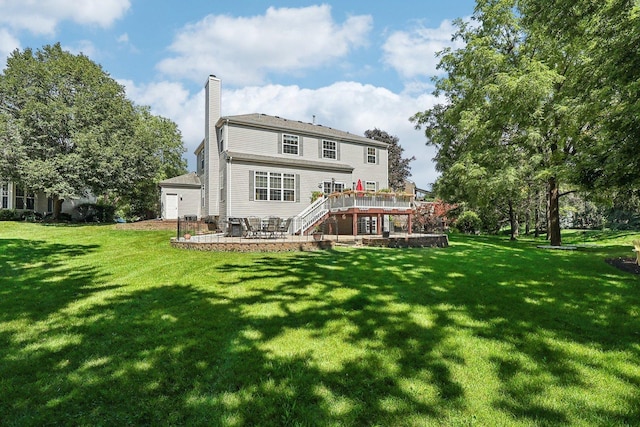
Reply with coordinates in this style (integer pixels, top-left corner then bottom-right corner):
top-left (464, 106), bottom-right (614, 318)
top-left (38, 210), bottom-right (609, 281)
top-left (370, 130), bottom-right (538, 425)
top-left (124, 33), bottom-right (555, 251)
top-left (176, 215), bottom-right (220, 240)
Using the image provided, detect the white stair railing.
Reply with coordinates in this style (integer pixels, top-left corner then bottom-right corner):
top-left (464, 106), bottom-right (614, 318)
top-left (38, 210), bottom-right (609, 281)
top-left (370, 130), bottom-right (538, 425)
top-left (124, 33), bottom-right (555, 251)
top-left (293, 196), bottom-right (328, 235)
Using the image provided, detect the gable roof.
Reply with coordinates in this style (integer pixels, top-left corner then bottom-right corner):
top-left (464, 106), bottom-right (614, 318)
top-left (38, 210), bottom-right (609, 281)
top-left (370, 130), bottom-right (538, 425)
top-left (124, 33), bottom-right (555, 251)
top-left (218, 113), bottom-right (388, 148)
top-left (159, 172), bottom-right (201, 187)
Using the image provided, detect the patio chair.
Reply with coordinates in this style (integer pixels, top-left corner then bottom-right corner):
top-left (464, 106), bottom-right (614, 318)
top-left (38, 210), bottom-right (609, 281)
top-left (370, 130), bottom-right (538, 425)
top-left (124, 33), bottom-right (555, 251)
top-left (278, 217), bottom-right (292, 238)
top-left (265, 216), bottom-right (280, 238)
top-left (245, 217), bottom-right (262, 238)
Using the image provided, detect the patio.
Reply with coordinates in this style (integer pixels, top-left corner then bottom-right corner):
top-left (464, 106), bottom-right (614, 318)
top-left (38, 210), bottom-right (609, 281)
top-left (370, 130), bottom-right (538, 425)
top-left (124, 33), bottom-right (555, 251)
top-left (171, 231), bottom-right (448, 252)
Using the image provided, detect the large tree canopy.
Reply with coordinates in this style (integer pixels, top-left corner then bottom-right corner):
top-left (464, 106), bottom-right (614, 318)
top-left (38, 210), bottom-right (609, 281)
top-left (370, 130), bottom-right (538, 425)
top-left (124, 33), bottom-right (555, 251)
top-left (364, 128), bottom-right (415, 192)
top-left (0, 43), bottom-right (186, 219)
top-left (412, 0), bottom-right (639, 245)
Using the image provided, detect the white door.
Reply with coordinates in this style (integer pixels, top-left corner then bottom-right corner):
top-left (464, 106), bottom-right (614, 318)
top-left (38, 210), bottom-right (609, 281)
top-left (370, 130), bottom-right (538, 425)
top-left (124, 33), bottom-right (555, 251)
top-left (165, 194), bottom-right (178, 219)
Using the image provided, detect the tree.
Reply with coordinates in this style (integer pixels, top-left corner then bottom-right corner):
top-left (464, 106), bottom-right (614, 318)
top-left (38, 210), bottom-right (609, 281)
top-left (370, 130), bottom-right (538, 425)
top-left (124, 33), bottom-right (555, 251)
top-left (117, 106), bottom-right (187, 219)
top-left (364, 128), bottom-right (415, 192)
top-left (522, 0), bottom-right (640, 195)
top-left (0, 43), bottom-right (187, 220)
top-left (411, 0), bottom-right (589, 245)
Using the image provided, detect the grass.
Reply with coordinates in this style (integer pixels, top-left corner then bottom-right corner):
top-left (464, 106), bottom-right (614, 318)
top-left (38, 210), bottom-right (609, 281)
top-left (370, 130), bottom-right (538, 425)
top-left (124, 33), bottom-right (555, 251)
top-left (1, 223), bottom-right (639, 426)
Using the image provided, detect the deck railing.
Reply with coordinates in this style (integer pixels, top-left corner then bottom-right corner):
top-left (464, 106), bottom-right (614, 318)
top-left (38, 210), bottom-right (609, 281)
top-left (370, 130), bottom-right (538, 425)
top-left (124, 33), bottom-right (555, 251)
top-left (292, 195), bottom-right (328, 235)
top-left (327, 191), bottom-right (413, 210)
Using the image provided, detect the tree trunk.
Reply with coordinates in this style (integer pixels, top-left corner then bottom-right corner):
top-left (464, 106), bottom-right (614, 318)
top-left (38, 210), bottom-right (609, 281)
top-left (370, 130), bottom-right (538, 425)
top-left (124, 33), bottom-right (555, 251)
top-left (534, 189), bottom-right (541, 238)
top-left (548, 176), bottom-right (561, 246)
top-left (508, 199), bottom-right (519, 240)
top-left (53, 196), bottom-right (64, 220)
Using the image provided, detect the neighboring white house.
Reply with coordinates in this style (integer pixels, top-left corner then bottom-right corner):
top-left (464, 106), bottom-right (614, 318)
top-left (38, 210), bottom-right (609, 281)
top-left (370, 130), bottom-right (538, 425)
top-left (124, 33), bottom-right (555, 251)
top-left (175, 75), bottom-right (391, 234)
top-left (0, 181), bottom-right (96, 217)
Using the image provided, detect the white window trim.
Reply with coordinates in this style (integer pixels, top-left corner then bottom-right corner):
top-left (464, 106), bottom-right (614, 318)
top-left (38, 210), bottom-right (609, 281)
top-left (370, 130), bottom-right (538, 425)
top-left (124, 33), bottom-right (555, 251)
top-left (365, 181), bottom-right (377, 191)
top-left (322, 140), bottom-right (337, 159)
top-left (282, 134), bottom-right (299, 155)
top-left (322, 180), bottom-right (344, 195)
top-left (254, 171), bottom-right (296, 202)
top-left (367, 147), bottom-right (377, 164)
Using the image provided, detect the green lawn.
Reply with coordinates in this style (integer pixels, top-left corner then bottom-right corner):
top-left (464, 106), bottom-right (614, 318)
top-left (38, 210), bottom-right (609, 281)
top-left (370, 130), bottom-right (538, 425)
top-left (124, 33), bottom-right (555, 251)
top-left (1, 223), bottom-right (639, 426)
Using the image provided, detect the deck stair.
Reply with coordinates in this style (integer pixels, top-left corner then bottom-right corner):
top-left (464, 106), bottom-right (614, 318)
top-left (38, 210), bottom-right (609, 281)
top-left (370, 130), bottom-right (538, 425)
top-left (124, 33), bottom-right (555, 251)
top-left (292, 196), bottom-right (328, 235)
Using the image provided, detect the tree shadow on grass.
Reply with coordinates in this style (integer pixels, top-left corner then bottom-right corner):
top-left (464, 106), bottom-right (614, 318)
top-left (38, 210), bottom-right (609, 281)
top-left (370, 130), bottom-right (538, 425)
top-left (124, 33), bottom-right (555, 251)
top-left (0, 238), bottom-right (104, 322)
top-left (1, 237), bottom-right (639, 425)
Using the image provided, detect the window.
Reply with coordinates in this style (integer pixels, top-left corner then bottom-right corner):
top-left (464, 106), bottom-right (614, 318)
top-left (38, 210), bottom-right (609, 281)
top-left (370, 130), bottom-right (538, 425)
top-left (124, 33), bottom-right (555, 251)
top-left (254, 171), bottom-right (296, 201)
top-left (15, 188), bottom-right (34, 210)
top-left (367, 147), bottom-right (377, 164)
top-left (282, 134), bottom-right (299, 155)
top-left (322, 140), bottom-right (337, 159)
top-left (365, 181), bottom-right (376, 191)
top-left (323, 181), bottom-right (344, 195)
top-left (200, 152), bottom-right (205, 172)
top-left (1, 183), bottom-right (8, 209)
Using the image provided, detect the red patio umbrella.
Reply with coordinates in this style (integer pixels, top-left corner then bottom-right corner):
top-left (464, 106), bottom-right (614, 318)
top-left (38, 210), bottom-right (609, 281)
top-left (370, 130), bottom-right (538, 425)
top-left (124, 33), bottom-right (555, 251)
top-left (355, 179), bottom-right (364, 192)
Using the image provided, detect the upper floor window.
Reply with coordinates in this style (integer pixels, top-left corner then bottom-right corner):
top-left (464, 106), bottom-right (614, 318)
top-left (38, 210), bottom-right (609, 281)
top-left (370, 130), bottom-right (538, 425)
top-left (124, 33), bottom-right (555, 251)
top-left (322, 140), bottom-right (337, 159)
top-left (200, 152), bottom-right (205, 172)
top-left (254, 171), bottom-right (296, 202)
top-left (367, 147), bottom-right (377, 164)
top-left (282, 134), bottom-right (299, 155)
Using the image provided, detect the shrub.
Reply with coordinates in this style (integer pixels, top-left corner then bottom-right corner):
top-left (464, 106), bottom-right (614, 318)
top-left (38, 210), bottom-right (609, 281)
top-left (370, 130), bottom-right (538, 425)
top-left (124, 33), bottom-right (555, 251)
top-left (455, 210), bottom-right (482, 234)
top-left (0, 209), bottom-right (18, 221)
top-left (73, 203), bottom-right (116, 223)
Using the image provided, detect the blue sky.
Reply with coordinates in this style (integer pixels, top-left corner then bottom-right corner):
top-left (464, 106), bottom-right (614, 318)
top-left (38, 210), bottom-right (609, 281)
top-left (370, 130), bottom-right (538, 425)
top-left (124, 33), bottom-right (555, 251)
top-left (0, 1), bottom-right (476, 186)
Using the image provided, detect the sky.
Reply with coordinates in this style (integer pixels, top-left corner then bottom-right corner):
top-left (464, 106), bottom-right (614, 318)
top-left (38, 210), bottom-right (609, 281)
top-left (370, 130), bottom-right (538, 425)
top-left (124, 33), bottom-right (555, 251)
top-left (0, 0), bottom-right (476, 188)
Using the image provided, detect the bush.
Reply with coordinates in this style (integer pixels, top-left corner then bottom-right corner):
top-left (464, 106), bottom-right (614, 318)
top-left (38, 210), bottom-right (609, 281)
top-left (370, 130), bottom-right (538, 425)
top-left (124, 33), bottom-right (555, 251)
top-left (72, 203), bottom-right (116, 223)
top-left (455, 210), bottom-right (482, 234)
top-left (0, 209), bottom-right (18, 221)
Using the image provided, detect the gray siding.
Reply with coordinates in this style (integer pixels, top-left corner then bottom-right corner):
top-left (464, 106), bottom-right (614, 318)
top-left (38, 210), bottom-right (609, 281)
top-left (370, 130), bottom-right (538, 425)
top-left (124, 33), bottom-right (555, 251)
top-left (226, 162), bottom-right (352, 220)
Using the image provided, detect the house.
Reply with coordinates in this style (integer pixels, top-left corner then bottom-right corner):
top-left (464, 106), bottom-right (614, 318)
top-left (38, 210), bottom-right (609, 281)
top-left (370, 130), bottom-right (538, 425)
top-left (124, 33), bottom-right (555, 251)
top-left (163, 75), bottom-right (414, 235)
top-left (0, 181), bottom-right (96, 217)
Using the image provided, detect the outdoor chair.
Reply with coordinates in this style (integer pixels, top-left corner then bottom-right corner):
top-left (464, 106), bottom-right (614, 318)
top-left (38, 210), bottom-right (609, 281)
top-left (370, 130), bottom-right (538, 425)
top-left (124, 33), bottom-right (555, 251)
top-left (278, 217), bottom-right (292, 238)
top-left (265, 216), bottom-right (280, 238)
top-left (245, 217), bottom-right (262, 238)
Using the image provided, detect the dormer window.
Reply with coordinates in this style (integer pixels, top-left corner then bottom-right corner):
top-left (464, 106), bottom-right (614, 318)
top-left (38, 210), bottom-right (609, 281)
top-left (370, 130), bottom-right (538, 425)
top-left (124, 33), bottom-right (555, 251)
top-left (282, 134), bottom-right (299, 155)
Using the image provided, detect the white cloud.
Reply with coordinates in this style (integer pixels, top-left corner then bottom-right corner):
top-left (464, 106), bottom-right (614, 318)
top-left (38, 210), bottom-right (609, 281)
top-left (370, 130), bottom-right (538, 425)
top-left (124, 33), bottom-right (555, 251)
top-left (120, 79), bottom-right (205, 156)
top-left (0, 28), bottom-right (20, 60)
top-left (63, 40), bottom-right (98, 58)
top-left (382, 19), bottom-right (464, 80)
top-left (222, 82), bottom-right (440, 185)
top-left (122, 78), bottom-right (441, 186)
top-left (0, 0), bottom-right (131, 35)
top-left (157, 5), bottom-right (372, 86)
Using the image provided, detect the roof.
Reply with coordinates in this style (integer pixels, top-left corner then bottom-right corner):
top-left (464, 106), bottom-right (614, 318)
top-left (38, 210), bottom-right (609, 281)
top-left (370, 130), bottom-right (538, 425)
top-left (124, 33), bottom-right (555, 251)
top-left (159, 172), bottom-right (201, 187)
top-left (217, 113), bottom-right (388, 148)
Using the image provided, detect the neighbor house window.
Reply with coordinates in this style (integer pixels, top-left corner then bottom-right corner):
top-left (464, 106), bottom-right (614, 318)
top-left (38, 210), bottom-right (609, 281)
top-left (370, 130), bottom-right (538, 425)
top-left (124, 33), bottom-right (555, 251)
top-left (282, 134), bottom-right (299, 155)
top-left (365, 181), bottom-right (376, 192)
top-left (322, 140), bottom-right (337, 159)
top-left (1, 183), bottom-right (8, 209)
top-left (15, 188), bottom-right (34, 210)
top-left (367, 147), bottom-right (377, 164)
top-left (254, 171), bottom-right (296, 202)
